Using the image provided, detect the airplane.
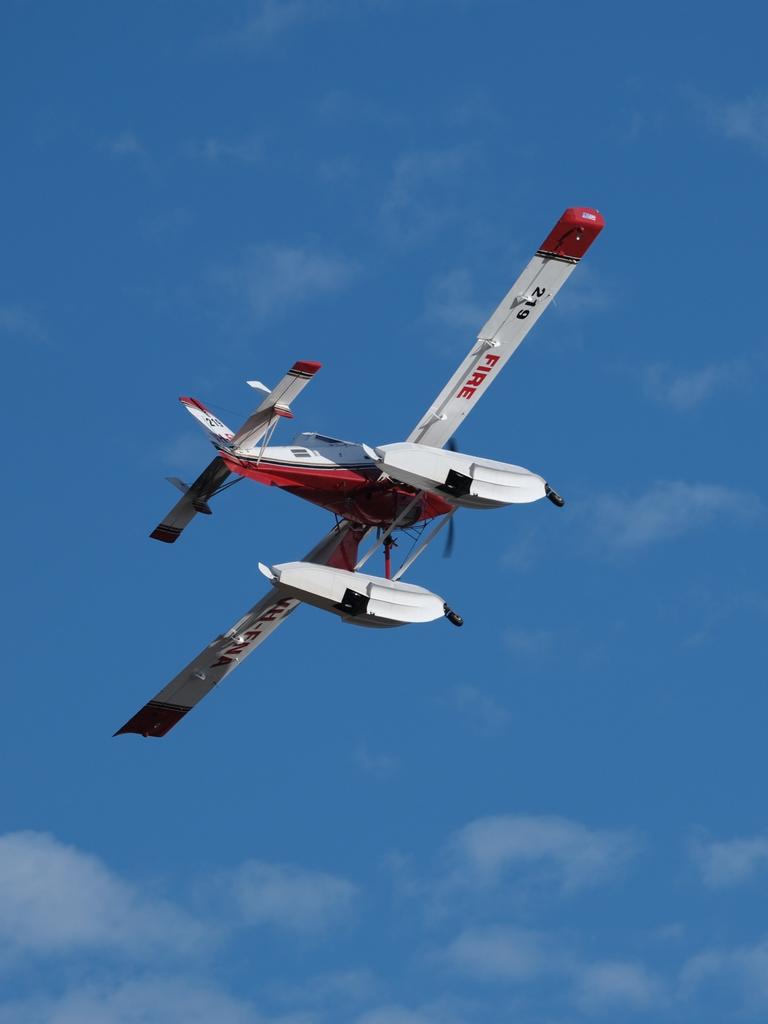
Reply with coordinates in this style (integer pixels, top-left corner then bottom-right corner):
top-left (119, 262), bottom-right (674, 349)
top-left (115, 207), bottom-right (605, 738)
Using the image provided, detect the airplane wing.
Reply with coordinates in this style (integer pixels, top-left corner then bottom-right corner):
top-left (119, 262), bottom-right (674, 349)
top-left (149, 456), bottom-right (231, 543)
top-left (115, 520), bottom-right (367, 737)
top-left (407, 207), bottom-right (605, 449)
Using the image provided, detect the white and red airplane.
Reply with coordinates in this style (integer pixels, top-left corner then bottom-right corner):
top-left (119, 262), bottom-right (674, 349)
top-left (116, 207), bottom-right (604, 738)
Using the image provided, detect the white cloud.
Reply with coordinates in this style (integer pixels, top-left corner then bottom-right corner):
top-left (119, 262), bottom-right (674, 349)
top-left (501, 525), bottom-right (541, 573)
top-left (0, 832), bottom-right (362, 1016)
top-left (381, 148), bottom-right (471, 244)
top-left (226, 859), bottom-right (358, 932)
top-left (314, 91), bottom-right (403, 128)
top-left (317, 154), bottom-right (360, 185)
top-left (215, 244), bottom-right (357, 322)
top-left (0, 831), bottom-right (207, 961)
top-left (355, 1006), bottom-right (448, 1024)
top-left (225, 0), bottom-right (389, 48)
top-left (504, 625), bottom-right (609, 675)
top-left (573, 960), bottom-right (663, 1010)
top-left (643, 361), bottom-right (746, 411)
top-left (0, 306), bottom-right (45, 344)
top-left (355, 742), bottom-right (399, 781)
top-left (692, 834), bottom-right (768, 887)
top-left (272, 968), bottom-right (379, 1008)
top-left (412, 814), bottom-right (637, 918)
top-left (158, 432), bottom-right (212, 472)
top-left (0, 977), bottom-right (271, 1024)
top-left (447, 815), bottom-right (636, 892)
top-left (554, 263), bottom-right (613, 315)
top-left (438, 684), bottom-right (510, 735)
top-left (503, 626), bottom-right (557, 659)
top-left (701, 93), bottom-right (768, 155)
top-left (591, 480), bottom-right (761, 549)
top-left (445, 92), bottom-right (504, 129)
top-left (442, 927), bottom-right (663, 1011)
top-left (226, 0), bottom-right (316, 45)
top-left (99, 130), bottom-right (146, 158)
top-left (442, 925), bottom-right (555, 981)
top-left (682, 937), bottom-right (768, 1006)
top-left (186, 136), bottom-right (261, 164)
top-left (140, 206), bottom-right (193, 238)
top-left (423, 269), bottom-right (488, 332)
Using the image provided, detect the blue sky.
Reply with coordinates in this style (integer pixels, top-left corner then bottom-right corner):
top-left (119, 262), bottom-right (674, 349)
top-left (1, 1), bottom-right (767, 1020)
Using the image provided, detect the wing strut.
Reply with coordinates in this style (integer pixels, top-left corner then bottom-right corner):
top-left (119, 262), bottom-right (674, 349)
top-left (354, 493), bottom-right (423, 572)
top-left (392, 509), bottom-right (456, 581)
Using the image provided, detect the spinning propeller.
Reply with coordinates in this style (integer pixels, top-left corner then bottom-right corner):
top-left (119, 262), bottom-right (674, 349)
top-left (443, 436), bottom-right (459, 558)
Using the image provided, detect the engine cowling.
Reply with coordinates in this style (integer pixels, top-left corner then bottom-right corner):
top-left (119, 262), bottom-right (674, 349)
top-left (371, 442), bottom-right (547, 509)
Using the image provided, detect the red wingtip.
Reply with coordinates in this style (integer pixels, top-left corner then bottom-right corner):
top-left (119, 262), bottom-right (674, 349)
top-left (291, 360), bottom-right (322, 375)
top-left (179, 396), bottom-right (210, 412)
top-left (538, 207), bottom-right (605, 260)
top-left (150, 525), bottom-right (181, 543)
top-left (114, 701), bottom-right (189, 738)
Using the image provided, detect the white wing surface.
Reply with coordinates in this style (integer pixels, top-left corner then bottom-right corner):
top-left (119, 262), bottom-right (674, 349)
top-left (115, 521), bottom-right (367, 737)
top-left (407, 207), bottom-right (605, 449)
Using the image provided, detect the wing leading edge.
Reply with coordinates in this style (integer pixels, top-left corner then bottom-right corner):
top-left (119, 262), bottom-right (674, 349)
top-left (115, 521), bottom-right (367, 737)
top-left (407, 207), bottom-right (605, 450)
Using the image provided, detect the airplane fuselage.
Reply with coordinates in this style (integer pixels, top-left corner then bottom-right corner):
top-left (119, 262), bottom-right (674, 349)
top-left (218, 432), bottom-right (453, 527)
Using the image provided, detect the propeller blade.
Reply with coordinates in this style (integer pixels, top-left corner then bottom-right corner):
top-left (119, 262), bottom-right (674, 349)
top-left (443, 441), bottom-right (458, 556)
top-left (443, 513), bottom-right (455, 558)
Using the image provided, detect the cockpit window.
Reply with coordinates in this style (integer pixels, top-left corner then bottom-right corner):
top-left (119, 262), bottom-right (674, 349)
top-left (313, 434), bottom-right (347, 445)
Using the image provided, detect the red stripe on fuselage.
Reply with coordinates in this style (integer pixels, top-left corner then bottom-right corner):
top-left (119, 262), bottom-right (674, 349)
top-left (220, 453), bottom-right (373, 492)
top-left (218, 453), bottom-right (453, 527)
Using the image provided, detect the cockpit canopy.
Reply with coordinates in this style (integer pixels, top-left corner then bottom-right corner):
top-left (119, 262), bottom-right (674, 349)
top-left (291, 431), bottom-right (357, 448)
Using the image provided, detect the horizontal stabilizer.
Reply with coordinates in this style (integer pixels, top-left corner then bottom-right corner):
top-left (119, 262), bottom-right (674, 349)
top-left (233, 360), bottom-right (322, 450)
top-left (150, 359), bottom-right (322, 543)
top-left (150, 457), bottom-right (230, 543)
top-left (164, 477), bottom-right (212, 514)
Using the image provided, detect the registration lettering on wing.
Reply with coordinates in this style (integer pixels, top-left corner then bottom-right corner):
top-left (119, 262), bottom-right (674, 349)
top-left (210, 598), bottom-right (294, 668)
top-left (457, 353), bottom-right (500, 400)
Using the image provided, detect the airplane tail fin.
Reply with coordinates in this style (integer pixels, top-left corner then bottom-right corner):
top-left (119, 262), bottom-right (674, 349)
top-left (179, 397), bottom-right (235, 446)
top-left (150, 360), bottom-right (322, 544)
